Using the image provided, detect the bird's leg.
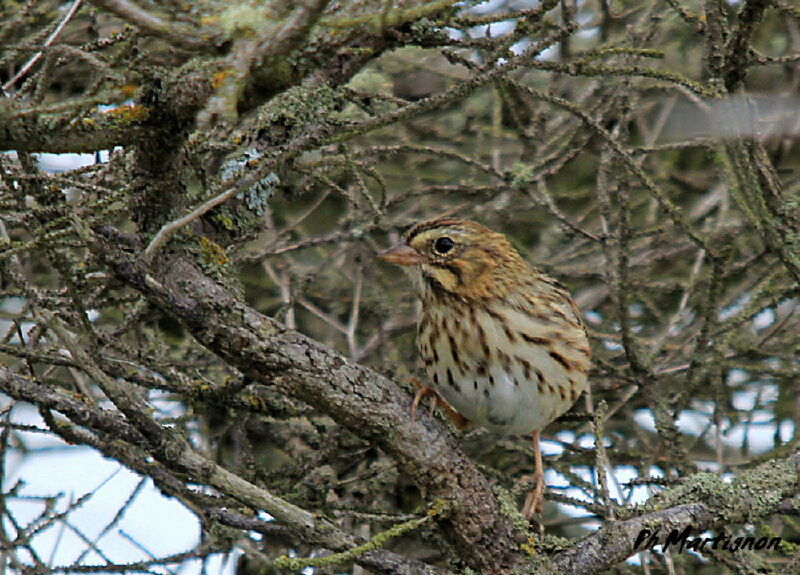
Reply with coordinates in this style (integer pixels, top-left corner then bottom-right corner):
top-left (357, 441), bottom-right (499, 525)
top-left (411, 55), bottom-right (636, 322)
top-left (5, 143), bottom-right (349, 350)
top-left (409, 377), bottom-right (471, 430)
top-left (521, 430), bottom-right (545, 518)
top-left (410, 381), bottom-right (434, 419)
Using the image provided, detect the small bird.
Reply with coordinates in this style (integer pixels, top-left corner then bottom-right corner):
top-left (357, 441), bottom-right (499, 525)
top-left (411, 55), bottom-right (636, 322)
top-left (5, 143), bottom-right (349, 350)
top-left (379, 217), bottom-right (591, 517)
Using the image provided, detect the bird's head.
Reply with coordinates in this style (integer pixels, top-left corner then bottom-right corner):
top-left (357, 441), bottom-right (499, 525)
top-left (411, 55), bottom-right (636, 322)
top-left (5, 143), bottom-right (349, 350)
top-left (378, 217), bottom-right (528, 300)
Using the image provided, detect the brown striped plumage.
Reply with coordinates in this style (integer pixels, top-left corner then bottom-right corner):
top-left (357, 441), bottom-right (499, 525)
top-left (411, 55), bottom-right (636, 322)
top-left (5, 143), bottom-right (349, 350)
top-left (379, 217), bottom-right (591, 517)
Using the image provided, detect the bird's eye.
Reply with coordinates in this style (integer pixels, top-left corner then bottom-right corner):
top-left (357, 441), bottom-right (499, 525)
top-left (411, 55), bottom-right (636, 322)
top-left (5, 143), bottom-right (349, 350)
top-left (433, 237), bottom-right (455, 254)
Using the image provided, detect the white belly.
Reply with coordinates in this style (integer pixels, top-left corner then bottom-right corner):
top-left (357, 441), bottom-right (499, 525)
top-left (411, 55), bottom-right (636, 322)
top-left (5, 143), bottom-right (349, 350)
top-left (439, 368), bottom-right (552, 434)
top-left (420, 304), bottom-right (589, 435)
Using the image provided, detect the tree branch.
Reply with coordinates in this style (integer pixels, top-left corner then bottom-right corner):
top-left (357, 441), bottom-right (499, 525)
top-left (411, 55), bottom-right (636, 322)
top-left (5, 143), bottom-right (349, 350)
top-left (0, 365), bottom-right (450, 575)
top-left (89, 227), bottom-right (800, 574)
top-left (723, 0), bottom-right (771, 91)
top-left (91, 229), bottom-right (522, 574)
top-left (550, 450), bottom-right (800, 573)
top-left (87, 0), bottom-right (222, 52)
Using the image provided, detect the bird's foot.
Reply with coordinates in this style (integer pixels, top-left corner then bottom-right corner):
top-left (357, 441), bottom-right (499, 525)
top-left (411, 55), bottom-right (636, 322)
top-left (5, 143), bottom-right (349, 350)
top-left (410, 380), bottom-right (438, 419)
top-left (409, 378), bottom-right (470, 430)
top-left (521, 472), bottom-right (545, 518)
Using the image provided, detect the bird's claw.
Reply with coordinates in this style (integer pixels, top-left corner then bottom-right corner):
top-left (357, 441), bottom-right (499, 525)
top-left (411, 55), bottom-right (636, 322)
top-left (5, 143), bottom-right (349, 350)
top-left (409, 378), bottom-right (470, 430)
top-left (410, 384), bottom-right (439, 420)
top-left (521, 472), bottom-right (545, 518)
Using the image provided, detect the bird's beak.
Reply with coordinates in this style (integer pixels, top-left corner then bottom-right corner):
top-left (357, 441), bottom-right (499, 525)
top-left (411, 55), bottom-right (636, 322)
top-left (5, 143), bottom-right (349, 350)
top-left (378, 242), bottom-right (425, 266)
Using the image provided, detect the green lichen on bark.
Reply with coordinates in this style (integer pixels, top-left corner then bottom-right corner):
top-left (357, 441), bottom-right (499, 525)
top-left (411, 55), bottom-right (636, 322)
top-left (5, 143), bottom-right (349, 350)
top-left (493, 485), bottom-right (532, 533)
top-left (274, 499), bottom-right (446, 570)
top-left (621, 457), bottom-right (799, 525)
top-left (255, 82), bottom-right (343, 136)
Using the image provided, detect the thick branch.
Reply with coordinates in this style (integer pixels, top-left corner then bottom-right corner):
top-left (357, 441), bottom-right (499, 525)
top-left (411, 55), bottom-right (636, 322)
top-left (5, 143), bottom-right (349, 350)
top-left (90, 228), bottom-right (800, 574)
top-left (92, 231), bottom-right (521, 574)
top-left (550, 452), bottom-right (800, 574)
top-left (550, 504), bottom-right (713, 575)
top-left (0, 109), bottom-right (148, 153)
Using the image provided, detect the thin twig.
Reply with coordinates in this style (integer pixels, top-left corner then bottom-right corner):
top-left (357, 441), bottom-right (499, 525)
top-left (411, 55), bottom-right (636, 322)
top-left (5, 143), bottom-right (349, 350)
top-left (2, 0), bottom-right (84, 95)
top-left (87, 0), bottom-right (219, 52)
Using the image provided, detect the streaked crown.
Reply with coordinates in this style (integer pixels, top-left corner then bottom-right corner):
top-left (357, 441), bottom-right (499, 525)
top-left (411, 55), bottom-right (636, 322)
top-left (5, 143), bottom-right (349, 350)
top-left (379, 217), bottom-right (531, 301)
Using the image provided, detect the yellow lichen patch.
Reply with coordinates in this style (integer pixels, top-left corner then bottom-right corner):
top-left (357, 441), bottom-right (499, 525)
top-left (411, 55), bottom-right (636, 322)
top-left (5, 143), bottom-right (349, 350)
top-left (427, 498), bottom-right (448, 518)
top-left (246, 395), bottom-right (271, 411)
top-left (104, 104), bottom-right (149, 125)
top-left (212, 70), bottom-right (230, 89)
top-left (198, 236), bottom-right (229, 267)
top-left (120, 84), bottom-right (138, 98)
top-left (521, 535), bottom-right (537, 556)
